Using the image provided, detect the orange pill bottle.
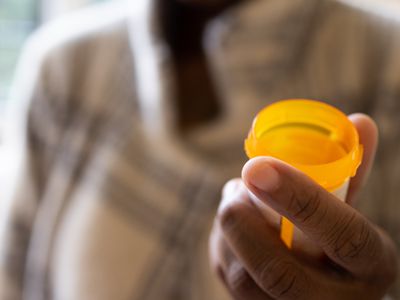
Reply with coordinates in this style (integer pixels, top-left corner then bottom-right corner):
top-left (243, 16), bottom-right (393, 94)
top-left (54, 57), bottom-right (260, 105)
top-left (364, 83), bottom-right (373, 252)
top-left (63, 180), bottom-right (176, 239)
top-left (245, 99), bottom-right (363, 248)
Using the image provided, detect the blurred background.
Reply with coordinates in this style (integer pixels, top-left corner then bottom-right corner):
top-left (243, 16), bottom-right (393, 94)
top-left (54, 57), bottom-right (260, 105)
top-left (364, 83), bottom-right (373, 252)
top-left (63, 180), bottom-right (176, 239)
top-left (0, 0), bottom-right (110, 139)
top-left (0, 0), bottom-right (111, 193)
top-left (0, 0), bottom-right (113, 225)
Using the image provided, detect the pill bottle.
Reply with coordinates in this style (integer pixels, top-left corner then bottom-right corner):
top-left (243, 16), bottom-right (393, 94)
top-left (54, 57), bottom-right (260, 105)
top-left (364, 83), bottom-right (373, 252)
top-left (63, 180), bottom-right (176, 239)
top-left (244, 99), bottom-right (363, 248)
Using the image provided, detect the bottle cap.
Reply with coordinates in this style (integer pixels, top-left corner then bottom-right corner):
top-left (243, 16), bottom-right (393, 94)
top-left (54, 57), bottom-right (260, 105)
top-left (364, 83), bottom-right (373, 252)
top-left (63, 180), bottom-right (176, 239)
top-left (245, 99), bottom-right (363, 191)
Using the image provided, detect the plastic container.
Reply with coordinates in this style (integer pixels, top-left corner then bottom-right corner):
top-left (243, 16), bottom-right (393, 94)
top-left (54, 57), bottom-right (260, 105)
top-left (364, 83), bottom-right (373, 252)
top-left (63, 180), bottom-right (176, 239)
top-left (244, 99), bottom-right (363, 248)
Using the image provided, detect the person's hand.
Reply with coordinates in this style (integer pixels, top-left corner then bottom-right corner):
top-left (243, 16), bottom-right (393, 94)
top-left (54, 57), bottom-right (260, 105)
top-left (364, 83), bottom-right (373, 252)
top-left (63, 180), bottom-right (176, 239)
top-left (209, 114), bottom-right (398, 299)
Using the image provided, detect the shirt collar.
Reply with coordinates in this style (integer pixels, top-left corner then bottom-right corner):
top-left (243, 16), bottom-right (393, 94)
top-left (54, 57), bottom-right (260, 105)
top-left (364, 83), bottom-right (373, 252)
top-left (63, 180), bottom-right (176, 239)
top-left (126, 0), bottom-right (319, 143)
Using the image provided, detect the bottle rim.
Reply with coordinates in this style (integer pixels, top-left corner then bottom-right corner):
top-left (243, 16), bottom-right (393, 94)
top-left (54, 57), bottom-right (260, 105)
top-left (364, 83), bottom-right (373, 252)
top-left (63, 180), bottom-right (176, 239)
top-left (244, 99), bottom-right (363, 190)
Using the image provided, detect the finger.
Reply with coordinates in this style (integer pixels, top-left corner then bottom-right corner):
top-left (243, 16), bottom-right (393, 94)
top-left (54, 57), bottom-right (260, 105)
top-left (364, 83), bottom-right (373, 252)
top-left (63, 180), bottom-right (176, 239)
top-left (346, 114), bottom-right (378, 205)
top-left (217, 180), bottom-right (319, 300)
top-left (224, 260), bottom-right (274, 300)
top-left (222, 179), bottom-right (280, 230)
top-left (216, 179), bottom-right (275, 270)
top-left (211, 179), bottom-right (257, 280)
top-left (242, 157), bottom-right (385, 278)
top-left (210, 224), bottom-right (272, 300)
top-left (212, 180), bottom-right (274, 299)
top-left (209, 221), bottom-right (228, 283)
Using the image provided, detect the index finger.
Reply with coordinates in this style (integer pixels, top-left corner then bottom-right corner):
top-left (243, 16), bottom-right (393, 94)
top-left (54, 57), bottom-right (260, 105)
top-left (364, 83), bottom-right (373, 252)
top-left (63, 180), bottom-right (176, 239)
top-left (242, 157), bottom-right (393, 279)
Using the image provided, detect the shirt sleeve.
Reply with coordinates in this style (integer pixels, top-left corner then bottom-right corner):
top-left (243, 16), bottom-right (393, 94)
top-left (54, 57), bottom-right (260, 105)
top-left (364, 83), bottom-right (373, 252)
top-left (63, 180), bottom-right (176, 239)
top-left (0, 29), bottom-right (64, 299)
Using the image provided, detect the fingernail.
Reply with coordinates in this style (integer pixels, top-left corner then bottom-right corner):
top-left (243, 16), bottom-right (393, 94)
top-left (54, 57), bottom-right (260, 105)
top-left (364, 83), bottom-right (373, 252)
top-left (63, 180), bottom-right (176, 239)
top-left (243, 158), bottom-right (280, 193)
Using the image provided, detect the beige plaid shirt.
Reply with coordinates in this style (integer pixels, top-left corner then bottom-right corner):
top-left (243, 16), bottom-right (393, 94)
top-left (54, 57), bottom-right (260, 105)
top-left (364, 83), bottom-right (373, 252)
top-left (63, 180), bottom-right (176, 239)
top-left (1, 0), bottom-right (400, 299)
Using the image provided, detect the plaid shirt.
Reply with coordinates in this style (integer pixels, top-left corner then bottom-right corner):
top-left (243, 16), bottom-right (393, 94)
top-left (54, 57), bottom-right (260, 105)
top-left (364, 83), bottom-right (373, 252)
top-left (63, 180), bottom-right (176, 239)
top-left (1, 0), bottom-right (400, 299)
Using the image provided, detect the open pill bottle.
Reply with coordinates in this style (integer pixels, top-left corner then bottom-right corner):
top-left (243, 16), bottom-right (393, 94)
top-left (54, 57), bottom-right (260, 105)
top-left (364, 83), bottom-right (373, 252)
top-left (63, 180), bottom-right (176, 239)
top-left (244, 99), bottom-right (363, 248)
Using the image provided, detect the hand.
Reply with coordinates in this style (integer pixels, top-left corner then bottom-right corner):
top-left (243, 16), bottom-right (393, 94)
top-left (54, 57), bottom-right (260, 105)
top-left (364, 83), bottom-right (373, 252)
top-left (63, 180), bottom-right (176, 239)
top-left (209, 114), bottom-right (398, 299)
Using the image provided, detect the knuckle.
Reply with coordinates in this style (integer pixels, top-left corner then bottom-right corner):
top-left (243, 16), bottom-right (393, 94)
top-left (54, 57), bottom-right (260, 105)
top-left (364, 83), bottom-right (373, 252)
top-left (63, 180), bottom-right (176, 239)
top-left (290, 188), bottom-right (322, 225)
top-left (325, 213), bottom-right (380, 266)
top-left (218, 202), bottom-right (246, 233)
top-left (226, 263), bottom-right (255, 297)
top-left (257, 258), bottom-right (307, 299)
